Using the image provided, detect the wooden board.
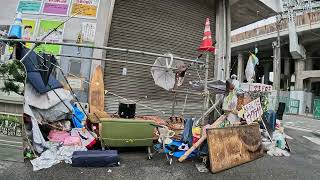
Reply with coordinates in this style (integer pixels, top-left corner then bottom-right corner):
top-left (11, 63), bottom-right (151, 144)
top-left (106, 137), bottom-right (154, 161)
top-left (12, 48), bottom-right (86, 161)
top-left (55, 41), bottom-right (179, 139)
top-left (89, 65), bottom-right (105, 113)
top-left (207, 123), bottom-right (263, 173)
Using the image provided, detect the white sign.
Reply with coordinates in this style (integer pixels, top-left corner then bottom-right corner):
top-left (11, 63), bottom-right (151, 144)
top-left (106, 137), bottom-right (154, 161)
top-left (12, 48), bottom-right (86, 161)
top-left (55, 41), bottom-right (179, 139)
top-left (81, 22), bottom-right (96, 42)
top-left (67, 77), bottom-right (83, 90)
top-left (242, 98), bottom-right (263, 124)
top-left (240, 83), bottom-right (272, 92)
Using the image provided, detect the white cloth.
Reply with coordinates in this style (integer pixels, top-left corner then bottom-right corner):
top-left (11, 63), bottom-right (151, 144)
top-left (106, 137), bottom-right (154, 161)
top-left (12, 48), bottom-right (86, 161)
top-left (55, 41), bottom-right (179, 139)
top-left (25, 83), bottom-right (73, 110)
top-left (245, 55), bottom-right (256, 82)
top-left (31, 145), bottom-right (87, 171)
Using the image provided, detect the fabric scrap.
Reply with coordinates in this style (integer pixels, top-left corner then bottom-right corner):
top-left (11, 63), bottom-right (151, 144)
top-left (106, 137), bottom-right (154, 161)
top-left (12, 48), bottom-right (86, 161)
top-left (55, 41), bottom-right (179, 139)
top-left (30, 145), bottom-right (87, 171)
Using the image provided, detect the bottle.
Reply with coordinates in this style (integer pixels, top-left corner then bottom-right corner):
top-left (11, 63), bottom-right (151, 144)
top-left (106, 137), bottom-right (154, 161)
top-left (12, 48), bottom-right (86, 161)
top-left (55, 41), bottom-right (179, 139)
top-left (8, 12), bottom-right (23, 39)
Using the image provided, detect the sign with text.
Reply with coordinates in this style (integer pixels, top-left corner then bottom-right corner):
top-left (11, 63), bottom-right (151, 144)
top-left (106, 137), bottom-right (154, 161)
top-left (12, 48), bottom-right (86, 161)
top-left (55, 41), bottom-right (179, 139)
top-left (17, 0), bottom-right (42, 14)
top-left (240, 83), bottom-right (272, 92)
top-left (242, 98), bottom-right (263, 124)
top-left (43, 1), bottom-right (70, 16)
top-left (70, 0), bottom-right (99, 18)
top-left (81, 22), bottom-right (96, 42)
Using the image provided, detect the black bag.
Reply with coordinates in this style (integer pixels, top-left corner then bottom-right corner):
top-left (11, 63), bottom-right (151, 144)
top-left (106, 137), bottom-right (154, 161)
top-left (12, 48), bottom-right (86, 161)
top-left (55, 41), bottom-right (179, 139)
top-left (71, 150), bottom-right (120, 167)
top-left (118, 102), bottom-right (136, 119)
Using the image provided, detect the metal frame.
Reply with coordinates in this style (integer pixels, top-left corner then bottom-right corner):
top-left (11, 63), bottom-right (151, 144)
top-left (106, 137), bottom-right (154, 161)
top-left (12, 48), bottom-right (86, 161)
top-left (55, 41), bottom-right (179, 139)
top-left (0, 38), bottom-right (211, 120)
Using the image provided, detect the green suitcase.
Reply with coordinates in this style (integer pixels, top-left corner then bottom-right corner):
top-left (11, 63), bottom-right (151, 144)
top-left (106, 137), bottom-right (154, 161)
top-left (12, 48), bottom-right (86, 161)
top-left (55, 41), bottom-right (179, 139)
top-left (99, 118), bottom-right (155, 147)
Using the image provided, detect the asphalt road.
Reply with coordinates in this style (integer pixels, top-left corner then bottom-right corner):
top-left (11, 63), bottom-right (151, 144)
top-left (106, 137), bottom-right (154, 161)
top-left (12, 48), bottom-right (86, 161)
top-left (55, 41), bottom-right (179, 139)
top-left (1, 128), bottom-right (320, 180)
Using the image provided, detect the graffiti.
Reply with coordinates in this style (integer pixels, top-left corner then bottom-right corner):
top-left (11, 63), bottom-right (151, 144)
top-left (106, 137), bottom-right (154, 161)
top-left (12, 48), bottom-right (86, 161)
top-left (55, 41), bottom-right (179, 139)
top-left (0, 119), bottom-right (22, 137)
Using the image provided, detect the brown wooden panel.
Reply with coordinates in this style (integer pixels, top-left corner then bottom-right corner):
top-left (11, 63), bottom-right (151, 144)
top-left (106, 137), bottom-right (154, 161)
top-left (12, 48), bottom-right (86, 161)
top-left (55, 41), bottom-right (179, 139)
top-left (207, 123), bottom-right (263, 173)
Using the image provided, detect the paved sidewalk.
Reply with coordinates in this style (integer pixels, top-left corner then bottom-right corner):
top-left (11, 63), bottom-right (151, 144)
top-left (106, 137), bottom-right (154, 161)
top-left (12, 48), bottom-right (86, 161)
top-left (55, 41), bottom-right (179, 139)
top-left (283, 115), bottom-right (320, 133)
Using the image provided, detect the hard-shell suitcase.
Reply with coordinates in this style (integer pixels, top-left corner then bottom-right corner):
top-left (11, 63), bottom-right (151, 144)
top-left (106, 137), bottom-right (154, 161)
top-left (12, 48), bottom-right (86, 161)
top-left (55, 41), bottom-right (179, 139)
top-left (71, 150), bottom-right (120, 167)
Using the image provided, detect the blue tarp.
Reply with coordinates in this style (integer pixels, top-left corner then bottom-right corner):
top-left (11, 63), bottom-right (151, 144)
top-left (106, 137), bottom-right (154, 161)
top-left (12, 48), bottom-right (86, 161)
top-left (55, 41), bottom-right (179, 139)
top-left (72, 104), bottom-right (85, 128)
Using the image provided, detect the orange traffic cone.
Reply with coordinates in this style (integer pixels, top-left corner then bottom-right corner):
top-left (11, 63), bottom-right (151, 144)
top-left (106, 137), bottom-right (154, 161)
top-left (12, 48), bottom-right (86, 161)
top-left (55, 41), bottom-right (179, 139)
top-left (198, 18), bottom-right (215, 52)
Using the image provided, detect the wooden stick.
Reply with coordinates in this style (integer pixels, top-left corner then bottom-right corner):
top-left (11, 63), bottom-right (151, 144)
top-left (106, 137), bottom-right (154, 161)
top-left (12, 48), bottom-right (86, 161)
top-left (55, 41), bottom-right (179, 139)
top-left (178, 114), bottom-right (226, 162)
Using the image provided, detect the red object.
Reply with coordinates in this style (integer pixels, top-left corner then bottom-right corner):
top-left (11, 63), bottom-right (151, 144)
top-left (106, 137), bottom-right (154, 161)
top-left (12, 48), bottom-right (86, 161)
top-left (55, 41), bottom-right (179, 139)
top-left (198, 18), bottom-right (215, 52)
top-left (193, 136), bottom-right (200, 144)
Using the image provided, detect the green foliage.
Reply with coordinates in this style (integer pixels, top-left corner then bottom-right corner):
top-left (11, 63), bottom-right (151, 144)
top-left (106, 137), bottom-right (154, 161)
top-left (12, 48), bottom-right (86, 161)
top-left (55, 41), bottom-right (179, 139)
top-left (0, 114), bottom-right (22, 124)
top-left (0, 59), bottom-right (26, 95)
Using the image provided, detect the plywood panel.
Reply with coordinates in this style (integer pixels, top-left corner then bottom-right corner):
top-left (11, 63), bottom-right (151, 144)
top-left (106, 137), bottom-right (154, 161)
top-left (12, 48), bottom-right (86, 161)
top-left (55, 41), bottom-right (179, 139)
top-left (207, 123), bottom-right (263, 173)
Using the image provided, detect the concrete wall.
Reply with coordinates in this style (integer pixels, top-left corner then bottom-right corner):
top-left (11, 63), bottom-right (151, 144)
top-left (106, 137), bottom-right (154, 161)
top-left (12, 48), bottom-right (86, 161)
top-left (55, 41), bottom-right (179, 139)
top-left (269, 90), bottom-right (313, 115)
top-left (290, 91), bottom-right (313, 115)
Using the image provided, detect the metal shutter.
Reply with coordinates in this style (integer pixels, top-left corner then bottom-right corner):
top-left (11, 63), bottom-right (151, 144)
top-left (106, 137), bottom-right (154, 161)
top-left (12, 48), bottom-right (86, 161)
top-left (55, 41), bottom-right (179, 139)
top-left (104, 0), bottom-right (216, 118)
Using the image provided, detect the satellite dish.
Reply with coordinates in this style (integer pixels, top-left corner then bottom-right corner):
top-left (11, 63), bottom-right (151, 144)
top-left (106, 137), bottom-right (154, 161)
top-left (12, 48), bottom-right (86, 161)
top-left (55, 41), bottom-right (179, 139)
top-left (151, 53), bottom-right (185, 91)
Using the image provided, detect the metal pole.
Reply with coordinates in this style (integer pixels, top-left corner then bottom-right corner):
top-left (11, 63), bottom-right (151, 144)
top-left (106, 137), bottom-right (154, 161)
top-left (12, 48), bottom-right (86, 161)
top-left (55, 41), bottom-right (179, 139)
top-left (171, 90), bottom-right (203, 96)
top-left (0, 38), bottom-right (203, 64)
top-left (201, 52), bottom-right (210, 125)
top-left (56, 54), bottom-right (178, 70)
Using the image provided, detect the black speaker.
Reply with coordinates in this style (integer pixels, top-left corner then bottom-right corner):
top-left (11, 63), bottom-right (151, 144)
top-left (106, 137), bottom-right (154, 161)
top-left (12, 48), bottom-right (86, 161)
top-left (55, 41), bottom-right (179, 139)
top-left (118, 102), bottom-right (136, 119)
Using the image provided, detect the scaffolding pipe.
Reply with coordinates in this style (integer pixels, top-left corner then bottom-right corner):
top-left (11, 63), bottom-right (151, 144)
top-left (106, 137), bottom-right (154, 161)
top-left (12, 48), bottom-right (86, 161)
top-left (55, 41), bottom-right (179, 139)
top-left (56, 54), bottom-right (178, 70)
top-left (0, 38), bottom-right (203, 64)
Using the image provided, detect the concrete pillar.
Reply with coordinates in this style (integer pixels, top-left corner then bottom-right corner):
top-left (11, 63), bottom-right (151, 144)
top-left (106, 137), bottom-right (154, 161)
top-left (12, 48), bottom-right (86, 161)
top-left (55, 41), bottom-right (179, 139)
top-left (237, 53), bottom-right (244, 82)
top-left (214, 0), bottom-right (231, 81)
top-left (91, 0), bottom-right (115, 75)
top-left (294, 59), bottom-right (305, 91)
top-left (263, 62), bottom-right (270, 84)
top-left (225, 0), bottom-right (231, 79)
top-left (306, 57), bottom-right (313, 71)
top-left (272, 41), bottom-right (281, 90)
top-left (284, 58), bottom-right (290, 77)
top-left (284, 58), bottom-right (290, 90)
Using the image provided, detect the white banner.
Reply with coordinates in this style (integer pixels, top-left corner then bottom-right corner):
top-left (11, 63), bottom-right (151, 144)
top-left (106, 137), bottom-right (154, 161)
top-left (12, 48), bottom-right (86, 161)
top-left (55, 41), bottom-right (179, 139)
top-left (242, 98), bottom-right (263, 124)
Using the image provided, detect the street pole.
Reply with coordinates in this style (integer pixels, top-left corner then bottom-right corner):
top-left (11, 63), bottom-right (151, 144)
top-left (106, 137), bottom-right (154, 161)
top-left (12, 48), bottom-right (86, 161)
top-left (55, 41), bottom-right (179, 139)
top-left (274, 14), bottom-right (282, 110)
top-left (201, 52), bottom-right (210, 125)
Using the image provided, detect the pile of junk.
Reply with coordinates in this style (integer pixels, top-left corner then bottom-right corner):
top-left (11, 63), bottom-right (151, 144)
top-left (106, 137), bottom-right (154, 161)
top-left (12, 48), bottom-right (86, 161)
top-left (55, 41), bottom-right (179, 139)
top-left (15, 42), bottom-right (291, 173)
top-left (1, 16), bottom-right (292, 173)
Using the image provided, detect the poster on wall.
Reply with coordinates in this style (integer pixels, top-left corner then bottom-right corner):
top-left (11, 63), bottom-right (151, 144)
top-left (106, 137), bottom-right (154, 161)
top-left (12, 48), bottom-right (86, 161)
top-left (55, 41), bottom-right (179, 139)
top-left (17, 0), bottom-right (42, 14)
top-left (22, 19), bottom-right (38, 48)
top-left (81, 22), bottom-right (96, 42)
top-left (70, 0), bottom-right (100, 18)
top-left (42, 0), bottom-right (70, 16)
top-left (35, 19), bottom-right (64, 55)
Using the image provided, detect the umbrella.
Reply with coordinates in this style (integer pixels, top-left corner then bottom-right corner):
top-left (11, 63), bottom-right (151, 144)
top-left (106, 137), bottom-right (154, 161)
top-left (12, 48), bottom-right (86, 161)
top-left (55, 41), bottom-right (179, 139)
top-left (151, 53), bottom-right (184, 91)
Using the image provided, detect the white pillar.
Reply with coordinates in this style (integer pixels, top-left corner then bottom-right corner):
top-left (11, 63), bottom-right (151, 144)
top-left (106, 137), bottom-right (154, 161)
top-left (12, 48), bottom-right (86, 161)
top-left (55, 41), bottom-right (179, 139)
top-left (214, 0), bottom-right (231, 81)
top-left (225, 0), bottom-right (231, 80)
top-left (237, 53), bottom-right (244, 82)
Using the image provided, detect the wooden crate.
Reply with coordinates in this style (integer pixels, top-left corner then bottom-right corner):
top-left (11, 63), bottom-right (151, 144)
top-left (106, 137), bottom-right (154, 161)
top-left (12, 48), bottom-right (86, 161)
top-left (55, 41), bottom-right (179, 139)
top-left (207, 123), bottom-right (263, 173)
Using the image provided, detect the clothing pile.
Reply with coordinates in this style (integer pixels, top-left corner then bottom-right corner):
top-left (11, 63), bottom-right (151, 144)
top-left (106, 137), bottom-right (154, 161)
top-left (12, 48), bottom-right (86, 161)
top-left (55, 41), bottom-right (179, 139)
top-left (18, 47), bottom-right (95, 170)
